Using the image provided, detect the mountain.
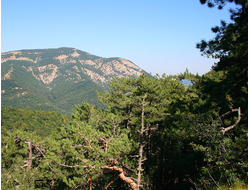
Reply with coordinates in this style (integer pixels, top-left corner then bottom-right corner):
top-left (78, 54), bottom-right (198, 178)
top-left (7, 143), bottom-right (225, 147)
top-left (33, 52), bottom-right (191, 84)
top-left (1, 47), bottom-right (148, 114)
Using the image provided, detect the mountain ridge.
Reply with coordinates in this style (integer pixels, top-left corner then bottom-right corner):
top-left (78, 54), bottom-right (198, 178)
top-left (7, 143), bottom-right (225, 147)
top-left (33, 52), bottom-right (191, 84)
top-left (1, 47), bottom-right (148, 114)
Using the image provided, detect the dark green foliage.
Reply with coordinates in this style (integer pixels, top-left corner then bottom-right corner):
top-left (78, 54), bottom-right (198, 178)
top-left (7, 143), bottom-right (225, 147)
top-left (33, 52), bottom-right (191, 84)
top-left (197, 0), bottom-right (248, 114)
top-left (192, 1), bottom-right (248, 187)
top-left (97, 73), bottom-right (203, 189)
top-left (190, 115), bottom-right (247, 188)
top-left (1, 1), bottom-right (247, 188)
top-left (1, 70), bottom-right (247, 189)
top-left (46, 103), bottom-right (136, 189)
top-left (2, 102), bottom-right (137, 189)
top-left (178, 68), bottom-right (247, 188)
top-left (1, 130), bottom-right (51, 189)
top-left (1, 107), bottom-right (69, 137)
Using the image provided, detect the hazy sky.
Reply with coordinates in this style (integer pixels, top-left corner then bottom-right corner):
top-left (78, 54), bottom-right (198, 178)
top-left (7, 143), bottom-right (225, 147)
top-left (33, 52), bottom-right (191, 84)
top-left (1, 0), bottom-right (237, 76)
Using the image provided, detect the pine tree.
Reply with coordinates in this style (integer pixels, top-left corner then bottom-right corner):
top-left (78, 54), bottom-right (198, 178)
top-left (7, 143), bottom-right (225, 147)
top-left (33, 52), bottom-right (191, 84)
top-left (46, 101), bottom-right (138, 189)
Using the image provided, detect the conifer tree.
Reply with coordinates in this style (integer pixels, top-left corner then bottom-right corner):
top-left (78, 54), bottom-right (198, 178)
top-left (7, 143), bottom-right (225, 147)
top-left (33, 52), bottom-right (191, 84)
top-left (45, 101), bottom-right (138, 189)
top-left (193, 1), bottom-right (248, 187)
top-left (98, 73), bottom-right (199, 189)
top-left (1, 130), bottom-right (53, 189)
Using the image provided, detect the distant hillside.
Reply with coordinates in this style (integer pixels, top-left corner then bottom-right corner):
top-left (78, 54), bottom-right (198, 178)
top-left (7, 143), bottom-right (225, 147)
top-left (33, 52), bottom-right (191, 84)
top-left (1, 107), bottom-right (69, 137)
top-left (1, 47), bottom-right (148, 114)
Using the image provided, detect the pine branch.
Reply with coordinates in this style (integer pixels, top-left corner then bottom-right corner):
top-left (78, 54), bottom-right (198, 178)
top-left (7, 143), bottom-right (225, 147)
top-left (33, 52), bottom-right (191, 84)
top-left (78, 132), bottom-right (93, 150)
top-left (101, 166), bottom-right (137, 190)
top-left (220, 107), bottom-right (241, 135)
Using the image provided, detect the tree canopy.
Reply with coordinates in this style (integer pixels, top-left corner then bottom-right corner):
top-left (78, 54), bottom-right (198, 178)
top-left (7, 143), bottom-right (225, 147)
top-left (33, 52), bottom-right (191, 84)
top-left (1, 0), bottom-right (247, 189)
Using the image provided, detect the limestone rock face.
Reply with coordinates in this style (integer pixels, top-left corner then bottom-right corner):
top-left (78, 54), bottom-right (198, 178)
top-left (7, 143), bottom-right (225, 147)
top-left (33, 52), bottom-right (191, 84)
top-left (1, 47), bottom-right (144, 89)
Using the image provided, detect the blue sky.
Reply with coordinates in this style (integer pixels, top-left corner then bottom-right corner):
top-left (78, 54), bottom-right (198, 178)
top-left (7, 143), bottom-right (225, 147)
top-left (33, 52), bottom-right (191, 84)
top-left (1, 0), bottom-right (237, 76)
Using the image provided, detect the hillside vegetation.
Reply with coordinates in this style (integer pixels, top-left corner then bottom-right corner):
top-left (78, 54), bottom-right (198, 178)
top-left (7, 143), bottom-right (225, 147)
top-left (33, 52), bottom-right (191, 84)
top-left (1, 1), bottom-right (247, 189)
top-left (2, 70), bottom-right (247, 189)
top-left (1, 47), bottom-right (148, 115)
top-left (1, 107), bottom-right (69, 137)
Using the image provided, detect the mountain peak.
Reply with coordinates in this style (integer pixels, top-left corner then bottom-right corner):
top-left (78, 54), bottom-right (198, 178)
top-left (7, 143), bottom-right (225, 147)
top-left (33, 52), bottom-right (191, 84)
top-left (1, 47), bottom-right (148, 114)
top-left (2, 47), bottom-right (145, 88)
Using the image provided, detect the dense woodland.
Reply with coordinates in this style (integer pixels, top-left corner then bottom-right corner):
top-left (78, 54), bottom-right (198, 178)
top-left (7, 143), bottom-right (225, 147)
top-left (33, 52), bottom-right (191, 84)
top-left (1, 107), bottom-right (70, 137)
top-left (1, 0), bottom-right (248, 189)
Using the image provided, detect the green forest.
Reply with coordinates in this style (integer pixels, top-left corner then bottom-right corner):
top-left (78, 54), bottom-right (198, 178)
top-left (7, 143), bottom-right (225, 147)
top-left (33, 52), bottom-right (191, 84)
top-left (1, 0), bottom-right (247, 189)
top-left (1, 107), bottom-right (70, 137)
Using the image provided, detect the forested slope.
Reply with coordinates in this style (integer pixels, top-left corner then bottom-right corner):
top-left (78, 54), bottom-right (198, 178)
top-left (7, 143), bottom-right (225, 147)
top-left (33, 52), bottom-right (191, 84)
top-left (1, 0), bottom-right (247, 189)
top-left (1, 107), bottom-right (69, 137)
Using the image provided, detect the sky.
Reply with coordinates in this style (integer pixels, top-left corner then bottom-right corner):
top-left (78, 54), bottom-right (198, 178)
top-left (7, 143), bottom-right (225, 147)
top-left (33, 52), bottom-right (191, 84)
top-left (1, 0), bottom-right (238, 76)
